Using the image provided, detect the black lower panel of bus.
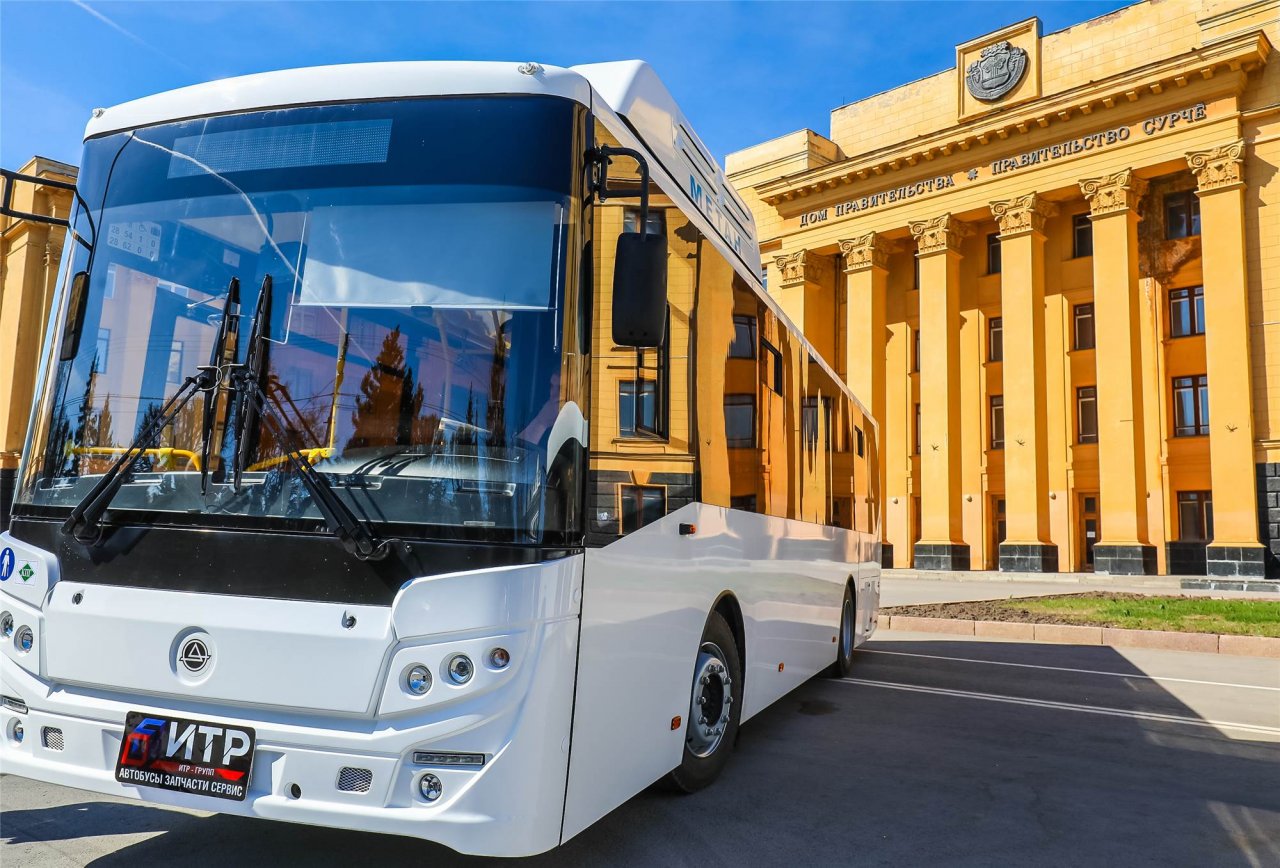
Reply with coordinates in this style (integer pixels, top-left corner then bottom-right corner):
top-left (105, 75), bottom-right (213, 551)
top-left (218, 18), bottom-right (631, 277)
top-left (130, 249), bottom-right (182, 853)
top-left (8, 517), bottom-right (579, 606)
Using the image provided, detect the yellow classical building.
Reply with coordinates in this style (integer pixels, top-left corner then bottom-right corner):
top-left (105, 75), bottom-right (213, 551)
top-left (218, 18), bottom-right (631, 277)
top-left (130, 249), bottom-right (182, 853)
top-left (0, 157), bottom-right (77, 530)
top-left (727, 0), bottom-right (1279, 577)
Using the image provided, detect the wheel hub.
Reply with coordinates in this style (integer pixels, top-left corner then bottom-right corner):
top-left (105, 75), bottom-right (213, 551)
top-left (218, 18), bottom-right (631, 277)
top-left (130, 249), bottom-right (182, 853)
top-left (687, 642), bottom-right (733, 758)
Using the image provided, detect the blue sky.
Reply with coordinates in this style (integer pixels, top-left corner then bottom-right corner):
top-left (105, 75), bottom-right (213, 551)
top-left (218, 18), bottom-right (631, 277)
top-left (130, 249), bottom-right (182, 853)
top-left (1, 1), bottom-right (1128, 171)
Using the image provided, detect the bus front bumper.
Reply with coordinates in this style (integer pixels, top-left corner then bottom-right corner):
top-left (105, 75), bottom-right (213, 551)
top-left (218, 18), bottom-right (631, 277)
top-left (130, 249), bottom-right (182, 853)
top-left (0, 616), bottom-right (579, 858)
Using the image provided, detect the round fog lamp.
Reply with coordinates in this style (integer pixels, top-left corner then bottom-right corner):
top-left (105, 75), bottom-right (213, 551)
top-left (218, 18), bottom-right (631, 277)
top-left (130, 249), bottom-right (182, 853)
top-left (11, 720), bottom-right (23, 744)
top-left (405, 664), bottom-right (432, 696)
top-left (488, 648), bottom-right (510, 670)
top-left (446, 654), bottom-right (473, 685)
top-left (418, 773), bottom-right (443, 802)
top-left (0, 612), bottom-right (12, 639)
top-left (15, 627), bottom-right (33, 654)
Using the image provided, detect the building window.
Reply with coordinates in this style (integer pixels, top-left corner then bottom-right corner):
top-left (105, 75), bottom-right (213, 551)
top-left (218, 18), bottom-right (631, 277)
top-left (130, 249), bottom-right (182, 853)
top-left (1073, 303), bottom-right (1095, 350)
top-left (914, 402), bottom-right (921, 455)
top-left (1177, 491), bottom-right (1214, 542)
top-left (912, 328), bottom-right (920, 373)
top-left (166, 341), bottom-right (185, 385)
top-left (730, 494), bottom-right (758, 513)
top-left (730, 315), bottom-right (757, 358)
top-left (1173, 375), bottom-right (1209, 436)
top-left (913, 256), bottom-right (920, 290)
top-left (990, 395), bottom-right (1004, 450)
top-left (988, 317), bottom-right (1003, 362)
top-left (760, 263), bottom-right (768, 291)
top-left (95, 328), bottom-right (111, 370)
top-left (619, 380), bottom-right (660, 438)
top-left (1164, 190), bottom-right (1200, 240)
top-left (856, 426), bottom-right (865, 457)
top-left (1072, 213), bottom-right (1093, 258)
top-left (801, 398), bottom-right (820, 453)
top-left (1077, 386), bottom-right (1098, 444)
top-left (725, 394), bottom-right (756, 448)
top-left (1169, 286), bottom-right (1205, 338)
top-left (762, 340), bottom-right (783, 395)
top-left (986, 232), bottom-right (1001, 275)
top-left (620, 485), bottom-right (665, 533)
top-left (623, 207), bottom-right (665, 236)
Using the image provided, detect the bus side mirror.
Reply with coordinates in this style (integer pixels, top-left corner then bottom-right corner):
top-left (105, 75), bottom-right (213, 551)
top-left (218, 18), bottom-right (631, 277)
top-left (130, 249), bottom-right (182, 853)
top-left (612, 233), bottom-right (667, 348)
top-left (59, 271), bottom-right (90, 361)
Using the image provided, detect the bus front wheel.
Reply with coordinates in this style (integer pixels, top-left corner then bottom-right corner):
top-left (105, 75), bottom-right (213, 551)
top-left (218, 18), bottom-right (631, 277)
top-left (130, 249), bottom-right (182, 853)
top-left (667, 611), bottom-right (742, 793)
top-left (823, 584), bottom-right (857, 678)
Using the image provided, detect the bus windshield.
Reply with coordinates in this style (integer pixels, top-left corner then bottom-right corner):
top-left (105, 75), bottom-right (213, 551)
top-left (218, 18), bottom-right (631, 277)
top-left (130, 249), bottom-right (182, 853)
top-left (19, 96), bottom-right (586, 544)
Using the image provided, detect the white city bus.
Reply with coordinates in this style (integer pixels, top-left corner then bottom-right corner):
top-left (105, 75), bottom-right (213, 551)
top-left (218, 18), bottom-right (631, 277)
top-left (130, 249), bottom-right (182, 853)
top-left (0, 60), bottom-right (880, 857)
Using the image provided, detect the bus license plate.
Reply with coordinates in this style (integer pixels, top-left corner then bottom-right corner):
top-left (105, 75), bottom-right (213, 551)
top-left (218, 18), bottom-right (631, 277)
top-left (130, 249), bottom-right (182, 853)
top-left (114, 710), bottom-right (256, 802)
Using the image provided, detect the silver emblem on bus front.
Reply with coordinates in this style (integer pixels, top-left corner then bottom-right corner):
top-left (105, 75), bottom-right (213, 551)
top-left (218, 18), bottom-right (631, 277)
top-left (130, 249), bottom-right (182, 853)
top-left (178, 637), bottom-right (212, 673)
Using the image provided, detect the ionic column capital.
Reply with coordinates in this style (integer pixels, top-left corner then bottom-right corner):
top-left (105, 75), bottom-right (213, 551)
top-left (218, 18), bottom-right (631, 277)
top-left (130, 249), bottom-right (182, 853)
top-left (908, 213), bottom-right (968, 256)
top-left (774, 249), bottom-right (833, 288)
top-left (839, 232), bottom-right (892, 273)
top-left (990, 193), bottom-right (1058, 238)
top-left (1079, 169), bottom-right (1147, 216)
top-left (1186, 139), bottom-right (1245, 193)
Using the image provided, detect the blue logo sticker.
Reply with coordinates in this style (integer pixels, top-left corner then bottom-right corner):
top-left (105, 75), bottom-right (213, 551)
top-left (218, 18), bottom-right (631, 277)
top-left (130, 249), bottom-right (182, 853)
top-left (0, 547), bottom-right (14, 582)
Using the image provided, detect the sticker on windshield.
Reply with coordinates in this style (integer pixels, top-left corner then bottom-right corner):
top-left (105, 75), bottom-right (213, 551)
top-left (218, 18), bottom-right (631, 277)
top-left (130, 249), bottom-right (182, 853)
top-left (107, 221), bottom-right (162, 262)
top-left (0, 548), bottom-right (13, 582)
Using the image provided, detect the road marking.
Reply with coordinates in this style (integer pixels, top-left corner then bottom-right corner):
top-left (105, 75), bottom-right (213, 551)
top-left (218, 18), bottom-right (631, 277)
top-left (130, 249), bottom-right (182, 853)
top-left (838, 677), bottom-right (1280, 736)
top-left (860, 648), bottom-right (1280, 692)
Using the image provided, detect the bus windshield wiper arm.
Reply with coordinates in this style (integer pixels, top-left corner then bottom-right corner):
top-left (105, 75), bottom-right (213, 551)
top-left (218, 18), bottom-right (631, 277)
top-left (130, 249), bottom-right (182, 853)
top-left (231, 297), bottom-right (399, 562)
top-left (60, 277), bottom-right (242, 544)
top-left (230, 274), bottom-right (271, 492)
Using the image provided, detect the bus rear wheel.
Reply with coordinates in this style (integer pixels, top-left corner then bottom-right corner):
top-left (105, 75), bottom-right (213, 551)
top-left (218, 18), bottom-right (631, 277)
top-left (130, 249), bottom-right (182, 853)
top-left (667, 611), bottom-right (742, 793)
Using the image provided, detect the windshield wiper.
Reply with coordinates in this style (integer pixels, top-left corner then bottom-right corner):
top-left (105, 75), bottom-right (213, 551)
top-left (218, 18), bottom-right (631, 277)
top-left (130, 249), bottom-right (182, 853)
top-left (200, 277), bottom-right (241, 493)
top-left (231, 286), bottom-right (400, 562)
top-left (61, 277), bottom-right (240, 544)
top-left (231, 275), bottom-right (271, 492)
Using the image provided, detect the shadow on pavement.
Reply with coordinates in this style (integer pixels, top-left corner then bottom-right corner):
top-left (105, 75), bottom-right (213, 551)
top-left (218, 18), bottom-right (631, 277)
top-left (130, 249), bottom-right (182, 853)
top-left (3, 639), bottom-right (1278, 867)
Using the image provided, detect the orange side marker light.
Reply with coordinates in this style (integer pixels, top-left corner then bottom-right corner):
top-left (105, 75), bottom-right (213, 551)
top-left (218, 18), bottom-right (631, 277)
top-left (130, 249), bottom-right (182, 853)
top-left (671, 715), bottom-right (682, 730)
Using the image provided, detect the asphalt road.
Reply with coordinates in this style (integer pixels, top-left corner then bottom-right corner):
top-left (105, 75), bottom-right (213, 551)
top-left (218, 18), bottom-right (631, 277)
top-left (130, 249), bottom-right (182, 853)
top-left (4, 629), bottom-right (1278, 867)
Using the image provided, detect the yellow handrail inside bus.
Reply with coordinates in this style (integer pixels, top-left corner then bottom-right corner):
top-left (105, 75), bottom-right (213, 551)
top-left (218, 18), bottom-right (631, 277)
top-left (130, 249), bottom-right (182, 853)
top-left (247, 447), bottom-right (333, 472)
top-left (71, 446), bottom-right (201, 471)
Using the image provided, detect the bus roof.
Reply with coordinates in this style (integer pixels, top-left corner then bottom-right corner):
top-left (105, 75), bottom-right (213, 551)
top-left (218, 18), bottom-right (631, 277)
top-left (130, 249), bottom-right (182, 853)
top-left (82, 60), bottom-right (758, 274)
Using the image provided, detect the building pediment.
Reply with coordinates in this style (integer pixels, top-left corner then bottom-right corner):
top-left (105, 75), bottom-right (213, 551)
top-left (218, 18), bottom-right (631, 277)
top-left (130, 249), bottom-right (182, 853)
top-left (753, 29), bottom-right (1271, 210)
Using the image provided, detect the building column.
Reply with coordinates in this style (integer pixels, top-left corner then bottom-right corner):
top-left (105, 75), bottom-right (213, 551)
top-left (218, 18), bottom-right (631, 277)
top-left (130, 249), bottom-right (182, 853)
top-left (991, 194), bottom-right (1058, 572)
top-left (772, 249), bottom-right (836, 366)
top-left (840, 232), bottom-right (890, 564)
top-left (909, 214), bottom-right (969, 570)
top-left (1187, 140), bottom-right (1265, 578)
top-left (1079, 169), bottom-right (1156, 574)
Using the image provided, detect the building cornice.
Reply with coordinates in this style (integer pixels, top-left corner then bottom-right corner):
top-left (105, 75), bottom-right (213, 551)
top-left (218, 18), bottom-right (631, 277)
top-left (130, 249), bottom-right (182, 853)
top-left (755, 30), bottom-right (1271, 207)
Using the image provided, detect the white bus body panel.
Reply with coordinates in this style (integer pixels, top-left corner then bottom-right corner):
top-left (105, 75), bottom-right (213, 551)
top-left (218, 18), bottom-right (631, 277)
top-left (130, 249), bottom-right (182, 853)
top-left (0, 531), bottom-right (584, 858)
top-left (561, 505), bottom-right (879, 841)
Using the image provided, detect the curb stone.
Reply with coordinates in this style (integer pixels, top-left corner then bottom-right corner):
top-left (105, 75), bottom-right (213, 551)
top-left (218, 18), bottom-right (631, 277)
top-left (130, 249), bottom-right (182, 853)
top-left (878, 614), bottom-right (1280, 658)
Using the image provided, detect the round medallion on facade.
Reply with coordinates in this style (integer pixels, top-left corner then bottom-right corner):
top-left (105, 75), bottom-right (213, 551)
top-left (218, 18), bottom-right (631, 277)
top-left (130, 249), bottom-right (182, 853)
top-left (966, 41), bottom-right (1028, 102)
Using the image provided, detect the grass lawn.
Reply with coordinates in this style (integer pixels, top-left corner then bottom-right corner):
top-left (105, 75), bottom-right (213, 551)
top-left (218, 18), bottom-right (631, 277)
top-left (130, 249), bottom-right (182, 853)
top-left (885, 593), bottom-right (1280, 637)
top-left (1014, 595), bottom-right (1280, 637)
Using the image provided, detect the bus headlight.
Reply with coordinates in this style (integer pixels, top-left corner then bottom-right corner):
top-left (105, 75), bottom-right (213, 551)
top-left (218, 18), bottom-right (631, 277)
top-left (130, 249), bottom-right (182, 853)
top-left (488, 648), bottom-right (510, 670)
top-left (0, 613), bottom-right (12, 639)
top-left (418, 773), bottom-right (443, 802)
top-left (9, 719), bottom-right (23, 744)
top-left (405, 664), bottom-right (432, 695)
top-left (15, 627), bottom-right (33, 654)
top-left (446, 654), bottom-right (473, 685)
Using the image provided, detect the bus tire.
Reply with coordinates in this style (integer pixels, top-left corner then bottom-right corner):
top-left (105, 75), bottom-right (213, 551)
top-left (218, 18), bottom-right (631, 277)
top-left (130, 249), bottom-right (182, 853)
top-left (667, 611), bottom-right (742, 794)
top-left (823, 584), bottom-right (856, 678)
